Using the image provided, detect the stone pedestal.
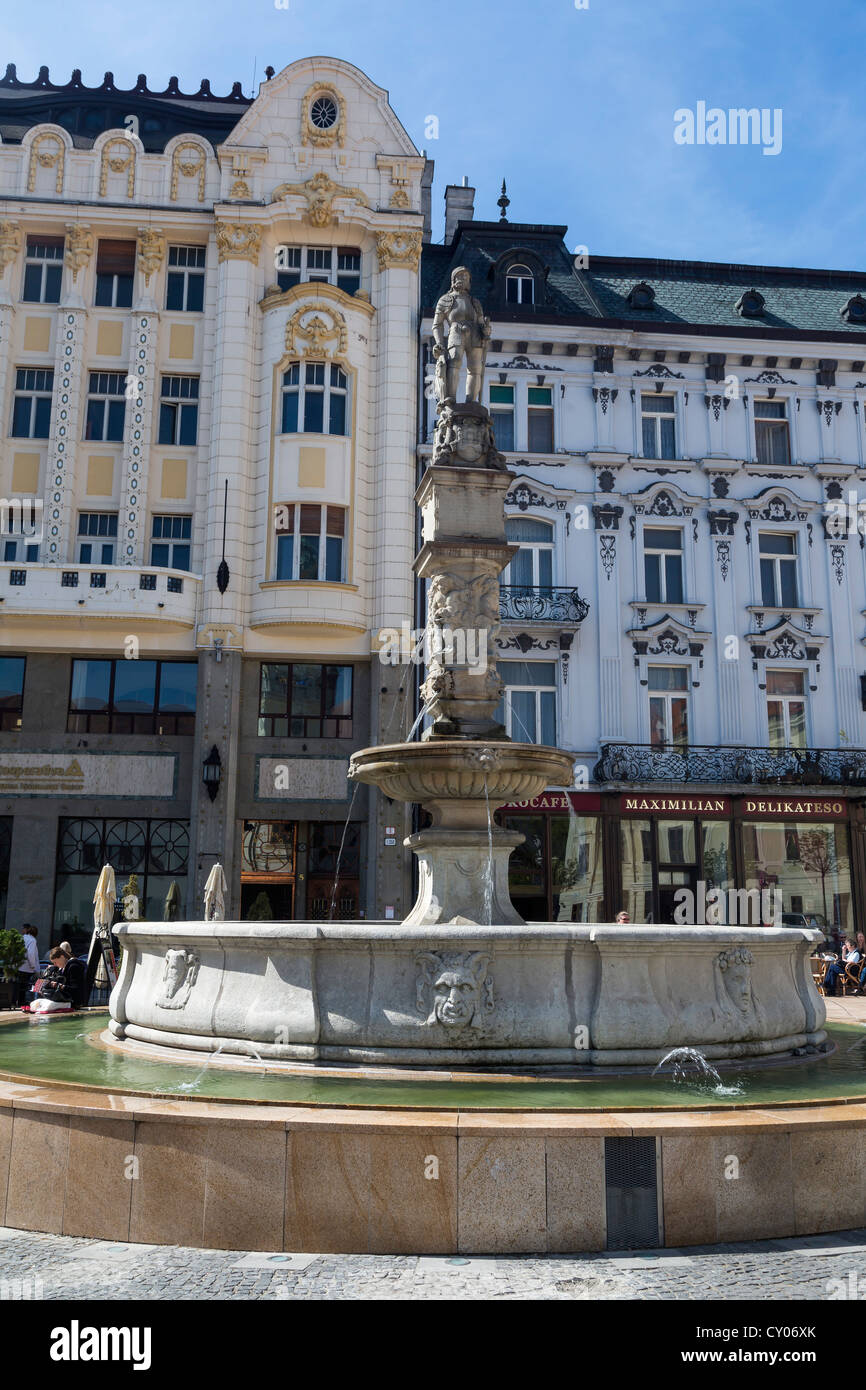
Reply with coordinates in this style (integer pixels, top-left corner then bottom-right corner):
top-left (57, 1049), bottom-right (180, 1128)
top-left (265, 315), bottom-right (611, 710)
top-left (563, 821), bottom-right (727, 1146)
top-left (403, 826), bottom-right (525, 926)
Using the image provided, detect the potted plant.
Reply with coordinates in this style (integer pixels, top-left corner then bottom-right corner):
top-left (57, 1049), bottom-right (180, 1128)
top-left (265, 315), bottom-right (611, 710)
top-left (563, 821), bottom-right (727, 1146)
top-left (0, 928), bottom-right (25, 1010)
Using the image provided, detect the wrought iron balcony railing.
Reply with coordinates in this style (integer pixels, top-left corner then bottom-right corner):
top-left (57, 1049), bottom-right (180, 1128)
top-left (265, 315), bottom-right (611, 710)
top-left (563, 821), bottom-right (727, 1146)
top-left (594, 743), bottom-right (866, 787)
top-left (499, 585), bottom-right (590, 625)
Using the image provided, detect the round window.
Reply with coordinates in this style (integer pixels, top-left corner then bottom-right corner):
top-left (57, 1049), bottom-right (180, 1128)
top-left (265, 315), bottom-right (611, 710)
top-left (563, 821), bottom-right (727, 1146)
top-left (310, 94), bottom-right (338, 130)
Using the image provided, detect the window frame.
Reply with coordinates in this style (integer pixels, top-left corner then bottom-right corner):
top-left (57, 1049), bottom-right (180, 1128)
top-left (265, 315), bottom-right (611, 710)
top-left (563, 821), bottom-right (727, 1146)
top-left (527, 384), bottom-right (554, 453)
top-left (495, 660), bottom-right (557, 745)
top-left (0, 655), bottom-right (26, 731)
top-left (10, 367), bottom-right (53, 438)
top-left (275, 245), bottom-right (362, 295)
top-left (77, 511), bottom-right (118, 566)
top-left (94, 239), bottom-right (136, 309)
top-left (754, 397), bottom-right (791, 467)
top-left (503, 516), bottom-right (555, 589)
top-left (758, 531), bottom-right (799, 607)
top-left (643, 526), bottom-right (684, 604)
top-left (766, 668), bottom-right (808, 750)
top-left (66, 658), bottom-right (198, 735)
top-left (84, 371), bottom-right (126, 443)
top-left (279, 361), bottom-right (349, 437)
top-left (641, 392), bottom-right (677, 460)
top-left (256, 661), bottom-right (354, 738)
top-left (505, 264), bottom-right (535, 306)
top-left (647, 665), bottom-right (690, 749)
top-left (158, 375), bottom-right (200, 447)
top-left (150, 514), bottom-right (192, 572)
top-left (22, 235), bottom-right (64, 304)
top-left (489, 383), bottom-right (515, 451)
top-left (274, 503), bottom-right (346, 583)
top-left (165, 244), bottom-right (206, 313)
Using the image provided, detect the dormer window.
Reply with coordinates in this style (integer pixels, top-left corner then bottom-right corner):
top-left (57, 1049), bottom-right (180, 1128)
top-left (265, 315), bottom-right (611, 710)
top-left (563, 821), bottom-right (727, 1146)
top-left (736, 289), bottom-right (765, 318)
top-left (506, 264), bottom-right (534, 305)
top-left (842, 294), bottom-right (866, 325)
top-left (628, 282), bottom-right (655, 310)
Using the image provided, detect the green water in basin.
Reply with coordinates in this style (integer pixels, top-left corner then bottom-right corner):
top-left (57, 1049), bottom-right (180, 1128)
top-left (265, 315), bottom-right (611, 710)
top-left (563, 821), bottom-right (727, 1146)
top-left (1, 1015), bottom-right (865, 1110)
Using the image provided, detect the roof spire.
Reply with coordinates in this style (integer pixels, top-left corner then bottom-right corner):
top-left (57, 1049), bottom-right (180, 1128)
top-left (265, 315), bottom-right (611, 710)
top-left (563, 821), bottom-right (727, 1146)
top-left (497, 179), bottom-right (510, 223)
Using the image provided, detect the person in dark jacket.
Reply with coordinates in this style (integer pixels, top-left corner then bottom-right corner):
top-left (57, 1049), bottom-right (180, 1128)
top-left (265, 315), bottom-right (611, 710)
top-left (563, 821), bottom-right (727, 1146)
top-left (43, 947), bottom-right (88, 1008)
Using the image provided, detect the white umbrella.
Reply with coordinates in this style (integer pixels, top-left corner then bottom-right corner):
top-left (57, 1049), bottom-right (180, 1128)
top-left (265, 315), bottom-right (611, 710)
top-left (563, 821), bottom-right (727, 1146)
top-left (91, 863), bottom-right (116, 988)
top-left (204, 863), bottom-right (227, 922)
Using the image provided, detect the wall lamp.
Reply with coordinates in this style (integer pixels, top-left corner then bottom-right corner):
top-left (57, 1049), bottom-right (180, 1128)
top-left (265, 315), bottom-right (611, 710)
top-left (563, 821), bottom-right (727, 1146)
top-left (202, 745), bottom-right (222, 802)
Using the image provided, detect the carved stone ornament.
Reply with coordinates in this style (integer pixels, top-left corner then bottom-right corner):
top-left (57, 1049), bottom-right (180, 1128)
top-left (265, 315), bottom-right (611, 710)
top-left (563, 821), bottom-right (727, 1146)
top-left (273, 171), bottom-right (369, 228)
top-left (64, 224), bottom-right (94, 283)
top-left (376, 228), bottom-right (422, 272)
top-left (432, 402), bottom-right (507, 470)
top-left (137, 227), bottom-right (165, 286)
top-left (428, 572), bottom-right (501, 632)
top-left (390, 188), bottom-right (411, 209)
top-left (284, 303), bottom-right (348, 359)
top-left (415, 950), bottom-right (494, 1029)
top-left (215, 221), bottom-right (262, 264)
top-left (28, 131), bottom-right (65, 194)
top-left (171, 141), bottom-right (207, 202)
top-left (229, 179), bottom-right (251, 200)
top-left (716, 947), bottom-right (755, 1016)
top-left (0, 221), bottom-right (22, 278)
top-left (99, 137), bottom-right (136, 197)
top-left (155, 948), bottom-right (200, 1010)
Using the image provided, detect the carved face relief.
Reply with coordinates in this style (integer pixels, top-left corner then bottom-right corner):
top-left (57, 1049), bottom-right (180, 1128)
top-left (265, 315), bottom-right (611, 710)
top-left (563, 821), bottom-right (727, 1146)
top-left (416, 950), bottom-right (494, 1029)
top-left (717, 947), bottom-right (754, 1014)
top-left (156, 948), bottom-right (199, 1010)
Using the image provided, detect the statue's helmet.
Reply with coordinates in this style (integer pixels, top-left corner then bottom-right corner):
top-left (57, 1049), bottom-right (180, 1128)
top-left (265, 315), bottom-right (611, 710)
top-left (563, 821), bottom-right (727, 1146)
top-left (450, 265), bottom-right (471, 288)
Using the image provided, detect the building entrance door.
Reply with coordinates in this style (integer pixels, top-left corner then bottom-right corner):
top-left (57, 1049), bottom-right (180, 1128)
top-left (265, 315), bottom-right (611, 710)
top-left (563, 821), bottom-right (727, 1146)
top-left (240, 820), bottom-right (296, 922)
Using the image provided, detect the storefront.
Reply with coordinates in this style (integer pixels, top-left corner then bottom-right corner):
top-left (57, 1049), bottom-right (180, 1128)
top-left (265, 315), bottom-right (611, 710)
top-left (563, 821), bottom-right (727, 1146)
top-left (239, 819), bottom-right (361, 922)
top-left (499, 791), bottom-right (865, 931)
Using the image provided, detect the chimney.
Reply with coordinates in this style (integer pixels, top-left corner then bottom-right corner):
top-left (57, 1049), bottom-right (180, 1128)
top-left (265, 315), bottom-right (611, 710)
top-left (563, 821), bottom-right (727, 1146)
top-left (420, 155), bottom-right (435, 244)
top-left (444, 178), bottom-right (475, 244)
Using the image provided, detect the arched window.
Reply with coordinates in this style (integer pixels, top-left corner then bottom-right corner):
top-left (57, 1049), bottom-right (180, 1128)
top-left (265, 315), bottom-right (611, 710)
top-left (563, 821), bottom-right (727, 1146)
top-left (505, 263), bottom-right (534, 305)
top-left (280, 361), bottom-right (348, 435)
top-left (504, 517), bottom-right (554, 589)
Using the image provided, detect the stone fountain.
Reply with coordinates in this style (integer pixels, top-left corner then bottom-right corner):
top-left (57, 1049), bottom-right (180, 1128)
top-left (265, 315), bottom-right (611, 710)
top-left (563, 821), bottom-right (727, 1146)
top-left (108, 267), bottom-right (826, 1068)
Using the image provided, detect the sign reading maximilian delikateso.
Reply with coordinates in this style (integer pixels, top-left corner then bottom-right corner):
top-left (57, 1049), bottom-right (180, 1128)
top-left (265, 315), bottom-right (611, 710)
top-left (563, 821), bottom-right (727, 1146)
top-left (0, 753), bottom-right (176, 797)
top-left (620, 795), bottom-right (731, 815)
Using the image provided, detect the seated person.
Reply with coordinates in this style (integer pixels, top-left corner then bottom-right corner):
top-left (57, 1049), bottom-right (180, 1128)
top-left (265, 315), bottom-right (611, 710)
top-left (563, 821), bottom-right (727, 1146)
top-left (823, 938), bottom-right (861, 997)
top-left (24, 947), bottom-right (87, 1013)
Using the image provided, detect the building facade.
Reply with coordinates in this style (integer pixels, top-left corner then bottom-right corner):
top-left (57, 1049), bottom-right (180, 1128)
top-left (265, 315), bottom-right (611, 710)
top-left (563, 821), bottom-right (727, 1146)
top-left (0, 57), bottom-right (426, 946)
top-left (420, 192), bottom-right (866, 930)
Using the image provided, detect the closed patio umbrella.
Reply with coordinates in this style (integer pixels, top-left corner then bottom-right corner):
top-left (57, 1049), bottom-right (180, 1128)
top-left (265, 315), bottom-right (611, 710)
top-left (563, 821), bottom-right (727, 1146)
top-left (204, 863), bottom-right (227, 922)
top-left (163, 880), bottom-right (181, 922)
top-left (90, 863), bottom-right (117, 988)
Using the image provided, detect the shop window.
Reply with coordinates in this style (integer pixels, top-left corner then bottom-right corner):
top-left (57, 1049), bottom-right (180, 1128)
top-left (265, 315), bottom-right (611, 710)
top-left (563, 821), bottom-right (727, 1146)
top-left (95, 239), bottom-right (135, 308)
top-left (489, 384), bottom-right (514, 451)
top-left (11, 368), bottom-right (53, 438)
top-left (643, 527), bottom-right (683, 603)
top-left (742, 819), bottom-right (851, 936)
top-left (759, 532), bottom-right (798, 607)
top-left (766, 669), bottom-right (807, 749)
top-left (54, 817), bottom-right (189, 948)
top-left (84, 372), bottom-right (126, 442)
top-left (280, 362), bottom-right (348, 436)
top-left (503, 517), bottom-right (553, 589)
top-left (527, 386), bottom-right (553, 453)
top-left (754, 398), bottom-right (790, 467)
top-left (641, 393), bottom-right (676, 460)
top-left (620, 818), bottom-right (654, 924)
top-left (67, 658), bottom-right (197, 734)
top-left (648, 666), bottom-right (689, 748)
top-left (22, 235), bottom-right (64, 303)
top-left (165, 245), bottom-right (205, 312)
top-left (257, 662), bottom-right (353, 738)
top-left (496, 660), bottom-right (556, 745)
top-left (77, 511), bottom-right (117, 565)
top-left (0, 656), bottom-right (25, 730)
top-left (158, 375), bottom-right (199, 446)
top-left (241, 821), bottom-right (296, 922)
top-left (505, 264), bottom-right (534, 305)
top-left (307, 822), bottom-right (361, 920)
top-left (275, 503), bottom-right (346, 582)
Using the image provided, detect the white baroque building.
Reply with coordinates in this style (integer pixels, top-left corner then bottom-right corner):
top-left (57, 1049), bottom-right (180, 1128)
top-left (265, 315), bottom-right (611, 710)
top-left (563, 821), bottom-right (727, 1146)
top-left (421, 190), bottom-right (866, 930)
top-left (0, 57), bottom-right (427, 940)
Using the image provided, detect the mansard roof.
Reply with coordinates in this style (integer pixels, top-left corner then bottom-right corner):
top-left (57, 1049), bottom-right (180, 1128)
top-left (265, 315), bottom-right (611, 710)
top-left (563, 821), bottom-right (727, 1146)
top-left (421, 221), bottom-right (866, 344)
top-left (0, 64), bottom-right (252, 152)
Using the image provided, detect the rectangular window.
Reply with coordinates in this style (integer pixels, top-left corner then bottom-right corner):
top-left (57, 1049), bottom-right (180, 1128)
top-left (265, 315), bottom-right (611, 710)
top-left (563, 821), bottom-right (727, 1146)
top-left (84, 371), bottom-right (126, 442)
top-left (648, 666), bottom-right (689, 749)
top-left (275, 246), bottom-right (301, 293)
top-left (336, 249), bottom-right (361, 295)
top-left (2, 541), bottom-right (39, 563)
top-left (11, 367), bottom-right (53, 438)
top-left (275, 503), bottom-right (346, 582)
top-left (165, 244), bottom-right (206, 312)
top-left (755, 399), bottom-right (791, 467)
top-left (306, 247), bottom-right (332, 282)
top-left (527, 386), bottom-right (553, 453)
top-left (67, 658), bottom-right (197, 734)
top-left (257, 662), bottom-right (353, 737)
top-left (77, 512), bottom-right (118, 566)
top-left (95, 239), bottom-right (135, 308)
top-left (641, 393), bottom-right (676, 460)
top-left (766, 669), bottom-right (807, 750)
top-left (495, 661), bottom-right (556, 745)
top-left (0, 656), bottom-right (25, 730)
top-left (303, 362), bottom-right (325, 432)
top-left (643, 527), bottom-right (683, 603)
top-left (150, 514), bottom-right (192, 571)
top-left (22, 235), bottom-right (63, 304)
top-left (759, 532), bottom-right (798, 607)
top-left (158, 375), bottom-right (199, 446)
top-left (489, 384), bottom-right (514, 452)
top-left (280, 362), bottom-right (348, 436)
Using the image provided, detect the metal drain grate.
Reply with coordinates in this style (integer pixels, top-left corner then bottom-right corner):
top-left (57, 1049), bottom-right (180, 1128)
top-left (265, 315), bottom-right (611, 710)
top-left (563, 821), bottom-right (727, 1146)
top-left (604, 1136), bottom-right (660, 1250)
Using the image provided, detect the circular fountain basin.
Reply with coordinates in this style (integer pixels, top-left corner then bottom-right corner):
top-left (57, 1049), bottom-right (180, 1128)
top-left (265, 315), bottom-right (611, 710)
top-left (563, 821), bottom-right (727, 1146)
top-left (107, 922), bottom-right (826, 1067)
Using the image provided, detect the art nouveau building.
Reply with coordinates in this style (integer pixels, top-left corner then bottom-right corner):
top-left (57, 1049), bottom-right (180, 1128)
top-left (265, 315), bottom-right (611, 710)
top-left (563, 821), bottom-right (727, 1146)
top-left (0, 57), bottom-right (425, 940)
top-left (421, 192), bottom-right (866, 929)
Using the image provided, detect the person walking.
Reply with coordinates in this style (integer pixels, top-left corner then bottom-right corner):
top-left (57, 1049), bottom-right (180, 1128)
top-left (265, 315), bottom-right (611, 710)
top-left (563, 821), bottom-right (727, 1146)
top-left (16, 925), bottom-right (39, 1007)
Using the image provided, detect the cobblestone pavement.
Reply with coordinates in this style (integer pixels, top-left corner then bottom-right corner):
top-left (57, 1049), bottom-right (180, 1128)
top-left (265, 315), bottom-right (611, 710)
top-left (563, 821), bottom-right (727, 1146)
top-left (2, 1225), bottom-right (866, 1300)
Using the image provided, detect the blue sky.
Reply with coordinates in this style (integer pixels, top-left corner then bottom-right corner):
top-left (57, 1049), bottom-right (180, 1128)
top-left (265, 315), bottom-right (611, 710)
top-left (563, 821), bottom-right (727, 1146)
top-left (4, 0), bottom-right (866, 269)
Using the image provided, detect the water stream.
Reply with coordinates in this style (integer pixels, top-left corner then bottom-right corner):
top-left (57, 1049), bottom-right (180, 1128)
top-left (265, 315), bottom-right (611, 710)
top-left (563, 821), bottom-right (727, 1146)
top-left (652, 1046), bottom-right (745, 1097)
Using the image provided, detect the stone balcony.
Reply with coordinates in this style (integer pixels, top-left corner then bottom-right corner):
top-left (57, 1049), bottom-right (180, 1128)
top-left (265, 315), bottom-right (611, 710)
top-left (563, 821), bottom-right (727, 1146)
top-left (594, 742), bottom-right (866, 788)
top-left (499, 585), bottom-right (590, 625)
top-left (0, 563), bottom-right (200, 630)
